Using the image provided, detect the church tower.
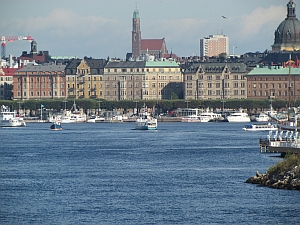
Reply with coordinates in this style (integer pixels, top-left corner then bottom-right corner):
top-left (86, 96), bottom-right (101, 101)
top-left (272, 0), bottom-right (300, 52)
top-left (132, 8), bottom-right (141, 60)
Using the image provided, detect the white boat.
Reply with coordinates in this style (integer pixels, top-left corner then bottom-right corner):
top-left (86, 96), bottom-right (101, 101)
top-left (255, 112), bottom-right (270, 122)
top-left (227, 112), bottom-right (251, 122)
top-left (136, 112), bottom-right (157, 130)
top-left (199, 112), bottom-right (224, 122)
top-left (87, 115), bottom-right (105, 123)
top-left (243, 123), bottom-right (278, 131)
top-left (0, 105), bottom-right (26, 127)
top-left (181, 115), bottom-right (201, 122)
top-left (61, 111), bottom-right (86, 123)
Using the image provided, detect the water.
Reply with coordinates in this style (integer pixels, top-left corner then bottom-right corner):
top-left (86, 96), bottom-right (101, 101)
top-left (0, 122), bottom-right (299, 225)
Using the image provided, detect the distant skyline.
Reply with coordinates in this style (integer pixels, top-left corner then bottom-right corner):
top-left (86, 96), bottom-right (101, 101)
top-left (0, 0), bottom-right (295, 59)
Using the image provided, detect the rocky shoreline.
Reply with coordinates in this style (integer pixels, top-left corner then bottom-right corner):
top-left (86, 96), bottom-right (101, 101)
top-left (246, 167), bottom-right (300, 190)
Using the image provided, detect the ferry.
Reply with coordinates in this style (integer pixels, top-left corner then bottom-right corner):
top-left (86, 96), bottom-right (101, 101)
top-left (243, 123), bottom-right (278, 131)
top-left (136, 112), bottom-right (157, 130)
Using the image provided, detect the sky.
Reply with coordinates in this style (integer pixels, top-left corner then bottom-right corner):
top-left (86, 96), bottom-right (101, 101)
top-left (0, 0), bottom-right (295, 59)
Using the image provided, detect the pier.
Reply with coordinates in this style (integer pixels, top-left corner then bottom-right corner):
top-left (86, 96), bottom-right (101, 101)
top-left (259, 137), bottom-right (300, 155)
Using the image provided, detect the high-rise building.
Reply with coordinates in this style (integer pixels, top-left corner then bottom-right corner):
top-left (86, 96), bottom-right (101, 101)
top-left (200, 34), bottom-right (229, 57)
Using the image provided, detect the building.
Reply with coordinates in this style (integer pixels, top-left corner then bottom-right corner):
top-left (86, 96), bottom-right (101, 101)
top-left (183, 62), bottom-right (248, 100)
top-left (103, 59), bottom-right (183, 101)
top-left (13, 63), bottom-right (66, 100)
top-left (18, 40), bottom-right (52, 63)
top-left (65, 58), bottom-right (106, 99)
top-left (246, 63), bottom-right (300, 101)
top-left (272, 0), bottom-right (300, 52)
top-left (131, 8), bottom-right (168, 60)
top-left (200, 34), bottom-right (229, 57)
top-left (0, 66), bottom-right (16, 100)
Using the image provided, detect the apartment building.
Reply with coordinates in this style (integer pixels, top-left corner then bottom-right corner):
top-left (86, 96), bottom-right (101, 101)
top-left (103, 60), bottom-right (183, 101)
top-left (246, 65), bottom-right (300, 101)
top-left (200, 34), bottom-right (229, 57)
top-left (13, 63), bottom-right (66, 100)
top-left (65, 58), bottom-right (106, 99)
top-left (183, 62), bottom-right (248, 100)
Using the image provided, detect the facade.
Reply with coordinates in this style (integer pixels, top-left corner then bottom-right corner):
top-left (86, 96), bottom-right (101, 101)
top-left (246, 64), bottom-right (300, 101)
top-left (13, 63), bottom-right (66, 100)
top-left (65, 58), bottom-right (106, 99)
top-left (272, 0), bottom-right (300, 52)
top-left (200, 35), bottom-right (229, 57)
top-left (0, 66), bottom-right (15, 100)
top-left (131, 8), bottom-right (168, 60)
top-left (183, 62), bottom-right (248, 100)
top-left (103, 60), bottom-right (183, 101)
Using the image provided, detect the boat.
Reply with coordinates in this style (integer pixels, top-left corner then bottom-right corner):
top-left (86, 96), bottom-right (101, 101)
top-left (50, 121), bottom-right (62, 130)
top-left (87, 115), bottom-right (105, 123)
top-left (227, 111), bottom-right (251, 122)
top-left (0, 105), bottom-right (26, 127)
top-left (181, 115), bottom-right (201, 122)
top-left (135, 112), bottom-right (157, 130)
top-left (260, 130), bottom-right (300, 154)
top-left (243, 123), bottom-right (278, 131)
top-left (255, 112), bottom-right (270, 122)
top-left (199, 112), bottom-right (224, 122)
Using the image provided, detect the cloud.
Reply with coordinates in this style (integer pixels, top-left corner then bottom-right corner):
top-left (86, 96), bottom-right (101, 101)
top-left (239, 5), bottom-right (285, 38)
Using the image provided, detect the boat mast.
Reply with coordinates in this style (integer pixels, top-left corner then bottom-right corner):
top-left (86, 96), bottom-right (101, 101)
top-left (287, 54), bottom-right (292, 121)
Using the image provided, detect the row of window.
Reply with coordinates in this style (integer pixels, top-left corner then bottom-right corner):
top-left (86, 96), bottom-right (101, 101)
top-left (106, 68), bottom-right (180, 73)
top-left (252, 83), bottom-right (291, 88)
top-left (186, 90), bottom-right (246, 96)
top-left (17, 91), bottom-right (65, 97)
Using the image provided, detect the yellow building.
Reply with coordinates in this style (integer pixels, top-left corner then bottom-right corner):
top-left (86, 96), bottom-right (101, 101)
top-left (65, 58), bottom-right (106, 99)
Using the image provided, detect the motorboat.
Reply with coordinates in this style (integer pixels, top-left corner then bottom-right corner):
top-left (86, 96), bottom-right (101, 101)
top-left (0, 105), bottom-right (26, 127)
top-left (227, 112), bottom-right (251, 122)
top-left (243, 123), bottom-right (278, 131)
top-left (136, 112), bottom-right (157, 130)
top-left (255, 112), bottom-right (270, 122)
top-left (87, 115), bottom-right (105, 123)
top-left (50, 121), bottom-right (62, 130)
top-left (199, 112), bottom-right (224, 122)
top-left (181, 115), bottom-right (201, 122)
top-left (61, 110), bottom-right (86, 123)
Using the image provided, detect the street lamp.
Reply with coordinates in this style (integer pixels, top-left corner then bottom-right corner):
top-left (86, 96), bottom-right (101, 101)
top-left (185, 100), bottom-right (190, 109)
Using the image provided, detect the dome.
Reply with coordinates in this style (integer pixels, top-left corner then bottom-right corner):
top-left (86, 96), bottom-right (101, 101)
top-left (272, 0), bottom-right (300, 52)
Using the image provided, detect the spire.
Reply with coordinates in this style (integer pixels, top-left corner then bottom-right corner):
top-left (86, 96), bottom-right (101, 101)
top-left (133, 3), bottom-right (139, 18)
top-left (287, 0), bottom-right (296, 18)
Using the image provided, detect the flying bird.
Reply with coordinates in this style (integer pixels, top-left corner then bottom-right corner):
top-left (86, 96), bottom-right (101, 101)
top-left (222, 16), bottom-right (227, 19)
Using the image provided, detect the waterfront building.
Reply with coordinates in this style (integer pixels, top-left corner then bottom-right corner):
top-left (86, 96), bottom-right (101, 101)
top-left (13, 63), bottom-right (66, 100)
top-left (65, 58), bottom-right (106, 99)
top-left (183, 62), bottom-right (248, 100)
top-left (0, 66), bottom-right (15, 100)
top-left (131, 8), bottom-right (168, 60)
top-left (103, 59), bottom-right (183, 101)
top-left (246, 63), bottom-right (300, 101)
top-left (272, 0), bottom-right (300, 52)
top-left (200, 34), bottom-right (229, 57)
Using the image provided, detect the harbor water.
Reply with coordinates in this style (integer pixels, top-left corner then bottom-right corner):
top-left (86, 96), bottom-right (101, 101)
top-left (0, 122), bottom-right (299, 224)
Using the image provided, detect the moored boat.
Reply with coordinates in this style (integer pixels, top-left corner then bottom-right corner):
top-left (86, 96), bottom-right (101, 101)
top-left (1, 105), bottom-right (26, 127)
top-left (181, 115), bottom-right (201, 122)
top-left (227, 111), bottom-right (251, 122)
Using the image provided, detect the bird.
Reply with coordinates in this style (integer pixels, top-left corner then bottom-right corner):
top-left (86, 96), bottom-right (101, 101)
top-left (222, 16), bottom-right (227, 19)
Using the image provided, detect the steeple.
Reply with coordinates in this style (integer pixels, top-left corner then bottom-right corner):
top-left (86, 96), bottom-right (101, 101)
top-left (132, 6), bottom-right (141, 59)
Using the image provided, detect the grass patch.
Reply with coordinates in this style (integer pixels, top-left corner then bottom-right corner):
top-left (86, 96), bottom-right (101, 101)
top-left (268, 153), bottom-right (300, 178)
